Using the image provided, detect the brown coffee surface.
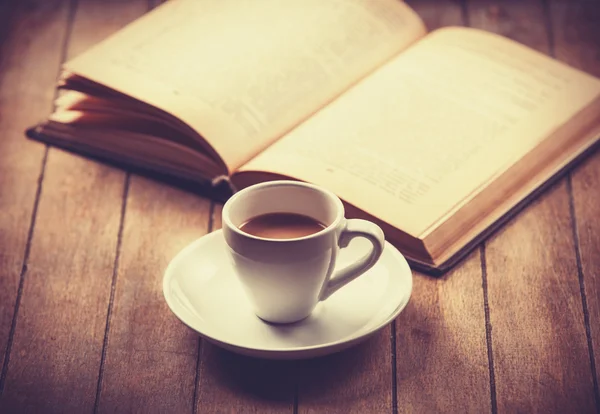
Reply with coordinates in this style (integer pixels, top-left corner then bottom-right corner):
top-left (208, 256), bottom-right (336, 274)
top-left (239, 213), bottom-right (326, 239)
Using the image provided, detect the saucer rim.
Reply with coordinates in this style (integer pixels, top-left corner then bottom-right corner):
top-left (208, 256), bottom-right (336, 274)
top-left (162, 230), bottom-right (413, 356)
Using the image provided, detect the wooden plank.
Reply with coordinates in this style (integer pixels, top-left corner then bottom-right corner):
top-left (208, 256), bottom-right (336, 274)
top-left (97, 177), bottom-right (209, 413)
top-left (550, 0), bottom-right (600, 407)
top-left (67, 0), bottom-right (150, 58)
top-left (196, 343), bottom-right (295, 414)
top-left (405, 0), bottom-right (465, 31)
top-left (468, 0), bottom-right (549, 52)
top-left (550, 0), bottom-right (600, 78)
top-left (193, 204), bottom-right (295, 413)
top-left (0, 0), bottom-right (69, 398)
top-left (0, 0), bottom-right (148, 412)
top-left (395, 253), bottom-right (491, 413)
top-left (148, 0), bottom-right (166, 8)
top-left (392, 2), bottom-right (492, 413)
top-left (297, 331), bottom-right (393, 413)
top-left (468, 1), bottom-right (598, 412)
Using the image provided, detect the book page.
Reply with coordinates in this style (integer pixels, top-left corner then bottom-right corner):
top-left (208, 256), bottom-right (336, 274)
top-left (64, 0), bottom-right (426, 171)
top-left (238, 27), bottom-right (600, 237)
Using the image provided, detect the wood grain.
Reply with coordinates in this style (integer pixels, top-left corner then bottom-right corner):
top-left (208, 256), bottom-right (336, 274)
top-left (67, 0), bottom-right (150, 58)
top-left (395, 258), bottom-right (491, 414)
top-left (193, 204), bottom-right (294, 414)
top-left (405, 0), bottom-right (464, 31)
top-left (550, 0), bottom-right (600, 78)
top-left (196, 343), bottom-right (295, 414)
top-left (468, 1), bottom-right (598, 412)
top-left (0, 0), bottom-right (68, 383)
top-left (97, 177), bottom-right (209, 413)
top-left (148, 0), bottom-right (166, 8)
top-left (297, 331), bottom-right (393, 414)
top-left (0, 147), bottom-right (122, 413)
top-left (550, 0), bottom-right (600, 407)
top-left (1, 0), bottom-right (147, 412)
top-left (468, 0), bottom-right (549, 52)
top-left (393, 3), bottom-right (492, 413)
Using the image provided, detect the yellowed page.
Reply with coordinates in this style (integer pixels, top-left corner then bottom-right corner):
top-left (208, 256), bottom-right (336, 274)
top-left (64, 0), bottom-right (426, 171)
top-left (238, 27), bottom-right (600, 237)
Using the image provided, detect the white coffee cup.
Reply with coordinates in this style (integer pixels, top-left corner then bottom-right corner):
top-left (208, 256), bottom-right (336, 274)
top-left (221, 180), bottom-right (385, 324)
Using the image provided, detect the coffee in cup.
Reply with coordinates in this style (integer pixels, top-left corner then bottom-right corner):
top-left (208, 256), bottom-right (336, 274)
top-left (238, 212), bottom-right (326, 239)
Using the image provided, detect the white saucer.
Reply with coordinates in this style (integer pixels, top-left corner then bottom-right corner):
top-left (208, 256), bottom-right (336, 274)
top-left (162, 230), bottom-right (412, 360)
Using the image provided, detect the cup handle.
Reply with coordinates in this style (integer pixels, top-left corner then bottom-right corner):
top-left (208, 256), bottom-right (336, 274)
top-left (318, 219), bottom-right (385, 301)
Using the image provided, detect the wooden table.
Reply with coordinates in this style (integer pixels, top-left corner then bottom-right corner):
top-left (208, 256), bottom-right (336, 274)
top-left (1, 0), bottom-right (599, 413)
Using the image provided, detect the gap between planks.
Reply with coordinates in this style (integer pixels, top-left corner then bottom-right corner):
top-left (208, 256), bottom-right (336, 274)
top-left (566, 175), bottom-right (600, 409)
top-left (480, 246), bottom-right (498, 414)
top-left (93, 174), bottom-right (131, 414)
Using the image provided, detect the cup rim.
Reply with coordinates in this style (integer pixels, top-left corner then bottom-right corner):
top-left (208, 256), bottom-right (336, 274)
top-left (222, 180), bottom-right (345, 242)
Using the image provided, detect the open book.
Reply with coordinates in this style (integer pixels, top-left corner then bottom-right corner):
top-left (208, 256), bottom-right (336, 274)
top-left (27, 0), bottom-right (600, 274)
